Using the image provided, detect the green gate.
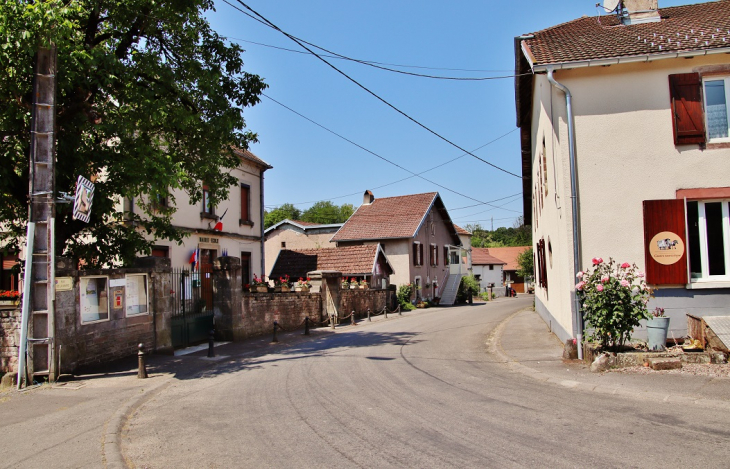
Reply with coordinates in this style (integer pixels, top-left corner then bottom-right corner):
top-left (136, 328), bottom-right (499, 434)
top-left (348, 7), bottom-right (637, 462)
top-left (171, 267), bottom-right (215, 348)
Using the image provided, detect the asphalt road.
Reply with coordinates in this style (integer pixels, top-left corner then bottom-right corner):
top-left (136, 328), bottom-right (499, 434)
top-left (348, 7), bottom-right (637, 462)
top-left (123, 298), bottom-right (730, 468)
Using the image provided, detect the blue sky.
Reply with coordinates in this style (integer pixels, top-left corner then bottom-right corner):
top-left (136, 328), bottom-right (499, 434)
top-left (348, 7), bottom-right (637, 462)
top-left (206, 0), bottom-right (706, 229)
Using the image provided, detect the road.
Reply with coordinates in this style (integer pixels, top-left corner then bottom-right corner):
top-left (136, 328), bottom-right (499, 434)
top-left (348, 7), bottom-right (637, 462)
top-left (122, 298), bottom-right (730, 468)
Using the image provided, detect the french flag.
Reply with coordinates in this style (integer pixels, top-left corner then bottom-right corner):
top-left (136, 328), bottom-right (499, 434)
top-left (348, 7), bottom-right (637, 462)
top-left (189, 247), bottom-right (199, 269)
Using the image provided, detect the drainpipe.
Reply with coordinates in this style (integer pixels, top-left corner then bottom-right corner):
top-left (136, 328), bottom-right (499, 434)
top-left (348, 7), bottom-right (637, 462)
top-left (547, 68), bottom-right (583, 360)
top-left (259, 169), bottom-right (266, 276)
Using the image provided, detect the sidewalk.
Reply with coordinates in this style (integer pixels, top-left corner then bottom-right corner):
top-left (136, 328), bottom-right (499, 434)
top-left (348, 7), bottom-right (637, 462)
top-left (493, 304), bottom-right (730, 410)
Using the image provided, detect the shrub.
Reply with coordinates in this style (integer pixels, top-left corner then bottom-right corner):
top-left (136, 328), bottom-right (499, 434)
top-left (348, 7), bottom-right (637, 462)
top-left (456, 275), bottom-right (480, 303)
top-left (397, 283), bottom-right (414, 309)
top-left (576, 257), bottom-right (652, 352)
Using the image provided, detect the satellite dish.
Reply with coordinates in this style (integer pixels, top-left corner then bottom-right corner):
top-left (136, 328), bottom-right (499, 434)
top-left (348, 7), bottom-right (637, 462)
top-left (604, 0), bottom-right (620, 11)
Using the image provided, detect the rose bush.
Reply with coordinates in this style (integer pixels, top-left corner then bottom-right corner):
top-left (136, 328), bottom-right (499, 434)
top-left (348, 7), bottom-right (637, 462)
top-left (576, 257), bottom-right (652, 352)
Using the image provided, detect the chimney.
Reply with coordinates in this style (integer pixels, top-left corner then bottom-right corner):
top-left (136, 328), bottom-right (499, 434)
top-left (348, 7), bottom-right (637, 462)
top-left (363, 190), bottom-right (374, 205)
top-left (621, 0), bottom-right (660, 25)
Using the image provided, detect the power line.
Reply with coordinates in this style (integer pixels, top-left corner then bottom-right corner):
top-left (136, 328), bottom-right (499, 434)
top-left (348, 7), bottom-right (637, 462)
top-left (261, 93), bottom-right (520, 212)
top-left (230, 0), bottom-right (524, 180)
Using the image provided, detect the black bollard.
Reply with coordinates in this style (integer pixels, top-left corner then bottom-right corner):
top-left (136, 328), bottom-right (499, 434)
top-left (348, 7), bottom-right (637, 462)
top-left (398, 305), bottom-right (402, 316)
top-left (331, 313), bottom-right (336, 330)
top-left (351, 310), bottom-right (357, 326)
top-left (304, 317), bottom-right (310, 335)
top-left (367, 308), bottom-right (371, 322)
top-left (272, 321), bottom-right (279, 343)
top-left (384, 307), bottom-right (388, 319)
top-left (207, 329), bottom-right (215, 358)
top-left (137, 343), bottom-right (148, 379)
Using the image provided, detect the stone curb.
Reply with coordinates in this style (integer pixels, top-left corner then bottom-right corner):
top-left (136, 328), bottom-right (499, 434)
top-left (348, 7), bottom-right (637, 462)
top-left (489, 308), bottom-right (730, 411)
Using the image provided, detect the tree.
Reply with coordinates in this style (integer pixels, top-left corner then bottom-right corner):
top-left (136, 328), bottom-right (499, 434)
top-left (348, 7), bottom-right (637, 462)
top-left (465, 218), bottom-right (532, 248)
top-left (0, 0), bottom-right (266, 267)
top-left (264, 203), bottom-right (302, 229)
top-left (301, 201), bottom-right (354, 225)
top-left (516, 247), bottom-right (534, 280)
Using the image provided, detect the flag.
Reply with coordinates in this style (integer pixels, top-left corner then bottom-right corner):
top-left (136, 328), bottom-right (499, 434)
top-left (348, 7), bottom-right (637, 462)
top-left (214, 208), bottom-right (228, 232)
top-left (189, 248), bottom-right (198, 269)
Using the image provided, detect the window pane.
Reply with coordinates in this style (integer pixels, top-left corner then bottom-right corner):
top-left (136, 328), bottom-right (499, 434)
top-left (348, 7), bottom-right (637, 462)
top-left (687, 202), bottom-right (702, 277)
top-left (705, 202), bottom-right (726, 276)
top-left (705, 80), bottom-right (729, 139)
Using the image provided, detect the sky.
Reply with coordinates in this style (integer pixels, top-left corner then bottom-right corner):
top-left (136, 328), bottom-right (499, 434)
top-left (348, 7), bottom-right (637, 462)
top-left (205, 0), bottom-right (708, 230)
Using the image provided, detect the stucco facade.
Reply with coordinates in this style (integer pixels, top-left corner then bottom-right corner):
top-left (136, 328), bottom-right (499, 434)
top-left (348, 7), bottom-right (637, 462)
top-left (520, 34), bottom-right (730, 341)
top-left (264, 221), bottom-right (341, 277)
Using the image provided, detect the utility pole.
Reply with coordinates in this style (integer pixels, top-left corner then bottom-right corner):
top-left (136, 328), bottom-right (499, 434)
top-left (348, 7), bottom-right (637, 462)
top-left (18, 45), bottom-right (57, 388)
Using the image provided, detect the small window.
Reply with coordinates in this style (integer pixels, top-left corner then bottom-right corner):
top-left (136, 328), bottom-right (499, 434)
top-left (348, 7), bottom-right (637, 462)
top-left (704, 77), bottom-right (730, 143)
top-left (80, 276), bottom-right (110, 323)
top-left (687, 200), bottom-right (730, 280)
top-left (125, 274), bottom-right (149, 316)
top-left (413, 242), bottom-right (423, 266)
top-left (202, 184), bottom-right (214, 215)
top-left (151, 246), bottom-right (169, 258)
top-left (489, 265), bottom-right (494, 270)
top-left (281, 242), bottom-right (286, 249)
top-left (240, 183), bottom-right (251, 223)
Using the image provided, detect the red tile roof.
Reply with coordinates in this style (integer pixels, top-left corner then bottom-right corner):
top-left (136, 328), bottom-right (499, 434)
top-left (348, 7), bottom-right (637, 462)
top-left (484, 246), bottom-right (530, 271)
top-left (471, 248), bottom-right (507, 266)
top-left (454, 224), bottom-right (472, 236)
top-left (269, 245), bottom-right (391, 279)
top-left (331, 192), bottom-right (440, 241)
top-left (232, 147), bottom-right (272, 169)
top-left (522, 1), bottom-right (730, 66)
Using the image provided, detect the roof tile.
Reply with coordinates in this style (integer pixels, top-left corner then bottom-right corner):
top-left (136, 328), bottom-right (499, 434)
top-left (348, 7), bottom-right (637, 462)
top-left (269, 245), bottom-right (382, 279)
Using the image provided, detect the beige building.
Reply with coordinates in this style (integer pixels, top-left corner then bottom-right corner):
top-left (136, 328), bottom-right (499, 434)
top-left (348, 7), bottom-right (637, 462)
top-left (264, 220), bottom-right (342, 277)
top-left (515, 1), bottom-right (730, 343)
top-left (141, 148), bottom-right (271, 282)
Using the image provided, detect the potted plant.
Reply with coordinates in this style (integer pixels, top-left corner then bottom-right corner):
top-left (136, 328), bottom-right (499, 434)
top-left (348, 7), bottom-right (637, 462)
top-left (576, 258), bottom-right (652, 354)
top-left (646, 307), bottom-right (670, 351)
top-left (295, 277), bottom-right (311, 292)
top-left (349, 277), bottom-right (359, 289)
top-left (359, 279), bottom-right (368, 290)
top-left (0, 290), bottom-right (19, 306)
top-left (275, 274), bottom-right (290, 292)
top-left (341, 277), bottom-right (349, 290)
top-left (252, 274), bottom-right (268, 293)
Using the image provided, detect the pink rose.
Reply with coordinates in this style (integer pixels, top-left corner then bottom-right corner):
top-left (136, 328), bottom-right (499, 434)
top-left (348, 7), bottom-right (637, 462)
top-left (575, 281), bottom-right (585, 291)
top-left (620, 279), bottom-right (630, 287)
top-left (637, 272), bottom-right (645, 278)
top-left (596, 284), bottom-right (604, 292)
top-left (592, 257), bottom-right (603, 265)
top-left (601, 275), bottom-right (610, 283)
top-left (621, 262), bottom-right (630, 269)
top-left (576, 271), bottom-right (584, 279)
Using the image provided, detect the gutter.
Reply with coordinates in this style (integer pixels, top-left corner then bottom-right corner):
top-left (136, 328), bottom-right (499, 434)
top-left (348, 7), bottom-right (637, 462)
top-left (546, 68), bottom-right (584, 360)
top-left (524, 43), bottom-right (730, 73)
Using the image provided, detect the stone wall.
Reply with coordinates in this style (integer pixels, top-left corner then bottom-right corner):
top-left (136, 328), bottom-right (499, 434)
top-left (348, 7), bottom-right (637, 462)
top-left (236, 292), bottom-right (322, 340)
top-left (0, 307), bottom-right (21, 375)
top-left (338, 288), bottom-right (393, 318)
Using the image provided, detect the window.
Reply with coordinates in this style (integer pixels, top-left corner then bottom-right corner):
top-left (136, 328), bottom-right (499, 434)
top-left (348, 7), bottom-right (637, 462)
top-left (80, 276), bottom-right (109, 323)
top-left (125, 274), bottom-right (149, 316)
top-left (703, 77), bottom-right (730, 142)
top-left (240, 183), bottom-right (251, 224)
top-left (430, 244), bottom-right (438, 267)
top-left (687, 200), bottom-right (730, 280)
top-left (202, 184), bottom-right (214, 216)
top-left (151, 246), bottom-right (169, 258)
top-left (413, 242), bottom-right (423, 266)
top-left (443, 246), bottom-right (449, 266)
top-left (281, 242), bottom-right (286, 249)
top-left (241, 251), bottom-right (251, 286)
top-left (489, 265), bottom-right (494, 271)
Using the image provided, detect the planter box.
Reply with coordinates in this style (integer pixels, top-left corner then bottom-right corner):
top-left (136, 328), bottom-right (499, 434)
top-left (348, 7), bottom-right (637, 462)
top-left (294, 286), bottom-right (310, 293)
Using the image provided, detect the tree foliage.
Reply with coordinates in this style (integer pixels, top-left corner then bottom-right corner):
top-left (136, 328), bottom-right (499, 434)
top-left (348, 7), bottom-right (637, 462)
top-left (465, 216), bottom-right (531, 248)
top-left (0, 0), bottom-right (266, 266)
top-left (264, 203), bottom-right (302, 229)
top-left (516, 247), bottom-right (534, 280)
top-left (301, 201), bottom-right (354, 225)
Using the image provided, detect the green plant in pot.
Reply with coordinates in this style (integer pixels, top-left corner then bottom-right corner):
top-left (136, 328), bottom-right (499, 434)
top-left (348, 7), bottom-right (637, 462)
top-left (646, 307), bottom-right (670, 351)
top-left (576, 257), bottom-right (652, 353)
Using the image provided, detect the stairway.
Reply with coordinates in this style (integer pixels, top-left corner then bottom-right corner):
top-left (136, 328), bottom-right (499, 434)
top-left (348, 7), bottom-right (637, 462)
top-left (439, 273), bottom-right (463, 306)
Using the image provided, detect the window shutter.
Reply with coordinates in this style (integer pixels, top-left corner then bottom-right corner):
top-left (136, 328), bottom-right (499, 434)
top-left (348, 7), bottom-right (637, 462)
top-left (419, 243), bottom-right (424, 266)
top-left (413, 243), bottom-right (418, 266)
top-left (443, 246), bottom-right (449, 266)
top-left (240, 185), bottom-right (250, 222)
top-left (668, 73), bottom-right (706, 145)
top-left (435, 245), bottom-right (439, 266)
top-left (643, 199), bottom-right (688, 285)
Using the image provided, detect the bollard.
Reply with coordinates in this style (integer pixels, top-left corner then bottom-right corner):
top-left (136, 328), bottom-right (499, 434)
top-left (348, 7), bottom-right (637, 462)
top-left (207, 329), bottom-right (215, 357)
top-left (398, 305), bottom-right (402, 316)
top-left (137, 343), bottom-right (148, 379)
top-left (367, 308), bottom-right (371, 322)
top-left (304, 317), bottom-right (310, 335)
top-left (331, 313), bottom-right (336, 330)
top-left (272, 321), bottom-right (279, 343)
top-left (351, 310), bottom-right (357, 326)
top-left (384, 307), bottom-right (388, 319)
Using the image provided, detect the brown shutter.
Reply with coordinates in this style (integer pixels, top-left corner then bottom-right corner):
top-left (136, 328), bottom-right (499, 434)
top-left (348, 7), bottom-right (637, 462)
top-left (669, 73), bottom-right (706, 145)
top-left (419, 243), bottom-right (424, 266)
top-left (413, 243), bottom-right (418, 266)
top-left (443, 246), bottom-right (449, 266)
top-left (643, 199), bottom-right (688, 285)
top-left (240, 185), bottom-right (249, 222)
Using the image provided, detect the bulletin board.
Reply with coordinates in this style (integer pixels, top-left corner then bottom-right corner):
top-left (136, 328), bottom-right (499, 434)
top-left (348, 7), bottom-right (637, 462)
top-left (125, 274), bottom-right (149, 316)
top-left (80, 276), bottom-right (109, 323)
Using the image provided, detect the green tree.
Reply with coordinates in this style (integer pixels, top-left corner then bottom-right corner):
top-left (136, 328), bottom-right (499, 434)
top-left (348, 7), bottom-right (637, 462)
top-left (301, 201), bottom-right (354, 224)
top-left (516, 247), bottom-right (534, 280)
top-left (264, 203), bottom-right (302, 229)
top-left (465, 218), bottom-right (532, 248)
top-left (456, 274), bottom-right (480, 303)
top-left (0, 0), bottom-right (266, 267)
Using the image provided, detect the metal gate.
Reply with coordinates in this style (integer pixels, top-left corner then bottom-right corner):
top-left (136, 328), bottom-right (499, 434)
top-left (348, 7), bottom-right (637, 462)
top-left (171, 267), bottom-right (215, 348)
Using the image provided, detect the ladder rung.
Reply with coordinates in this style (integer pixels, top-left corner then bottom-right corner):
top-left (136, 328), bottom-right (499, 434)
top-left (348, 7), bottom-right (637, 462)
top-left (32, 251), bottom-right (49, 255)
top-left (34, 161), bottom-right (50, 166)
top-left (32, 191), bottom-right (52, 195)
top-left (32, 280), bottom-right (49, 285)
top-left (35, 103), bottom-right (53, 107)
top-left (28, 337), bottom-right (52, 344)
top-left (31, 310), bottom-right (49, 315)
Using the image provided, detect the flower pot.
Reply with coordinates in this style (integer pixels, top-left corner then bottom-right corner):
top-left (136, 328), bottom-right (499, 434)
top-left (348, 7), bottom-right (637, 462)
top-left (359, 285), bottom-right (367, 290)
top-left (255, 286), bottom-right (268, 293)
top-left (280, 285), bottom-right (291, 293)
top-left (350, 285), bottom-right (358, 289)
top-left (647, 316), bottom-right (670, 351)
top-left (0, 299), bottom-right (19, 307)
top-left (295, 286), bottom-right (310, 293)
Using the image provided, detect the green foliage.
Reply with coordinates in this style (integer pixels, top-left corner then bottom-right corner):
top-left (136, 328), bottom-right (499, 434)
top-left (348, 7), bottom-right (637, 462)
top-left (264, 203), bottom-right (302, 229)
top-left (516, 247), bottom-right (534, 280)
top-left (480, 291), bottom-right (490, 301)
top-left (397, 283), bottom-right (414, 309)
top-left (466, 216), bottom-right (531, 248)
top-left (576, 258), bottom-right (652, 352)
top-left (456, 275), bottom-right (480, 303)
top-left (0, 0), bottom-right (266, 267)
top-left (301, 201), bottom-right (354, 225)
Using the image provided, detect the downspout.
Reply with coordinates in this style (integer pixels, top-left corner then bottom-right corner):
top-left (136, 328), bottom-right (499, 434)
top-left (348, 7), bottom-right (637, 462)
top-left (546, 68), bottom-right (583, 360)
top-left (259, 169), bottom-right (266, 276)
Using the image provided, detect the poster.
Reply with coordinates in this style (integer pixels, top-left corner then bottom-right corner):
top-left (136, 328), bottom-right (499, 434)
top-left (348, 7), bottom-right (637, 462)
top-left (80, 277), bottom-right (109, 323)
top-left (126, 274), bottom-right (148, 316)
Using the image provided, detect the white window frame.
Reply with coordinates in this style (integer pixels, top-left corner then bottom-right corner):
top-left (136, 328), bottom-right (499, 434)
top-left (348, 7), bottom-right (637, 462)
top-left (80, 276), bottom-right (110, 324)
top-left (689, 199), bottom-right (730, 282)
top-left (702, 76), bottom-right (730, 144)
top-left (125, 274), bottom-right (150, 317)
top-left (414, 241), bottom-right (422, 266)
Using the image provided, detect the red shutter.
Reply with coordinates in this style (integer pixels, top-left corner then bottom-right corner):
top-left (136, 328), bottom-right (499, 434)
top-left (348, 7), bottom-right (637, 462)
top-left (669, 73), bottom-right (706, 145)
top-left (643, 199), bottom-right (688, 285)
top-left (240, 185), bottom-right (249, 222)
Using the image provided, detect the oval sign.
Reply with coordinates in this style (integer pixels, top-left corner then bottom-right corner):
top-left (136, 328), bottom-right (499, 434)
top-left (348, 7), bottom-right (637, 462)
top-left (649, 231), bottom-right (685, 265)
